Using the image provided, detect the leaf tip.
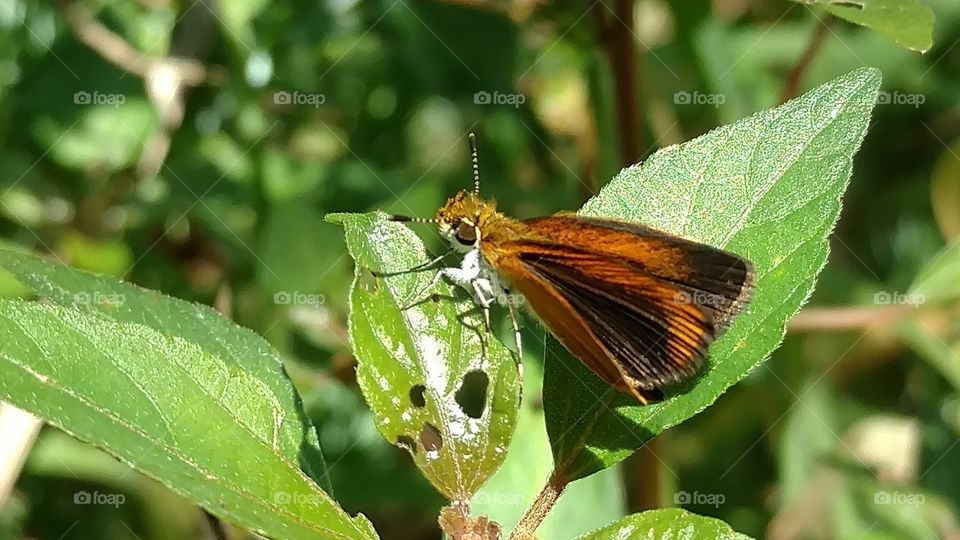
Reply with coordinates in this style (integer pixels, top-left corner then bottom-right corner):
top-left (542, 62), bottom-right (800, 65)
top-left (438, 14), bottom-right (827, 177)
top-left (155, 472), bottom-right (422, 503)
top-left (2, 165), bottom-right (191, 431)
top-left (324, 212), bottom-right (349, 226)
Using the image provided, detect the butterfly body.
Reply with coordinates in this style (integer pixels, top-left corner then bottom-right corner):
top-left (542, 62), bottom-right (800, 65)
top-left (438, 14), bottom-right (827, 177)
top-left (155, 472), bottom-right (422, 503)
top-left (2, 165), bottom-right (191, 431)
top-left (432, 190), bottom-right (754, 404)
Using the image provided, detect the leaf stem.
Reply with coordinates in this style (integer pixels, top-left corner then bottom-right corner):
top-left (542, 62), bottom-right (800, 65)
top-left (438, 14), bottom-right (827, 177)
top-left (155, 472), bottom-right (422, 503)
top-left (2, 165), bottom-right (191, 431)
top-left (510, 469), bottom-right (569, 539)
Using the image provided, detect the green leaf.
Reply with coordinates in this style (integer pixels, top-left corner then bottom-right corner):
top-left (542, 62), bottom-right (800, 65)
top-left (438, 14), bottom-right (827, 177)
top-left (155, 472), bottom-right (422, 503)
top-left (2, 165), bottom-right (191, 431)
top-left (544, 67), bottom-right (881, 480)
top-left (930, 139), bottom-right (960, 239)
top-left (576, 508), bottom-right (753, 540)
top-left (329, 212), bottom-right (521, 501)
top-left (898, 321), bottom-right (960, 392)
top-left (34, 99), bottom-right (158, 172)
top-left (796, 0), bottom-right (934, 52)
top-left (469, 362), bottom-right (625, 537)
top-left (909, 236), bottom-right (960, 304)
top-left (0, 249), bottom-right (376, 540)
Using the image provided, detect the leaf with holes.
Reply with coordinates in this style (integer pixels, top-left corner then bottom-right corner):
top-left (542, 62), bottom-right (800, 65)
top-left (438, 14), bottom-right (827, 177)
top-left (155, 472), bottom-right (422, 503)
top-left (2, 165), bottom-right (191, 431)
top-left (543, 67), bottom-right (881, 481)
top-left (795, 0), bottom-right (934, 52)
top-left (576, 509), bottom-right (753, 540)
top-left (328, 212), bottom-right (521, 501)
top-left (0, 249), bottom-right (376, 540)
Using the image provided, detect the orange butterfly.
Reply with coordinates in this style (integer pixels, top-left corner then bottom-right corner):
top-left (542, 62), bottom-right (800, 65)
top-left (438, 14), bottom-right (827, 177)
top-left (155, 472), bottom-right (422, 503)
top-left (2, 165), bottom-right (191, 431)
top-left (390, 134), bottom-right (754, 404)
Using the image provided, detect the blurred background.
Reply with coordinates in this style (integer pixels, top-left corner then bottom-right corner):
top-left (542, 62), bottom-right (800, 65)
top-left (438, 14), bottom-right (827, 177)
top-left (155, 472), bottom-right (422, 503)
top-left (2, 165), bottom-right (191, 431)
top-left (1, 0), bottom-right (959, 539)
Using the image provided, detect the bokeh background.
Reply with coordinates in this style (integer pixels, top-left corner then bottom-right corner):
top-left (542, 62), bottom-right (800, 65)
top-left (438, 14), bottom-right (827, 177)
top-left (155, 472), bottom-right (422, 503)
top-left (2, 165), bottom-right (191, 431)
top-left (1, 0), bottom-right (960, 539)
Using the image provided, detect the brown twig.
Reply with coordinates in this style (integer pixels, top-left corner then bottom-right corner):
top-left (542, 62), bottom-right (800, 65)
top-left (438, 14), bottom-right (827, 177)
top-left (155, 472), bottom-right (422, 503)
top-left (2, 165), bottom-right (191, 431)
top-left (787, 305), bottom-right (914, 332)
top-left (623, 439), bottom-right (662, 511)
top-left (0, 403), bottom-right (43, 507)
top-left (595, 0), bottom-right (642, 165)
top-left (593, 0), bottom-right (659, 514)
top-left (56, 0), bottom-right (221, 87)
top-left (509, 469), bottom-right (568, 539)
top-left (779, 18), bottom-right (832, 104)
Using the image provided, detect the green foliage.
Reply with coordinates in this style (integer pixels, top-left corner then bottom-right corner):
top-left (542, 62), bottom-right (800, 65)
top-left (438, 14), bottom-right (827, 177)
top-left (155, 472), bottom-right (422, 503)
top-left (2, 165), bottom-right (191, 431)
top-left (797, 0), bottom-right (935, 52)
top-left (576, 509), bottom-right (753, 540)
top-left (544, 68), bottom-right (881, 480)
top-left (328, 212), bottom-right (521, 501)
top-left (910, 237), bottom-right (960, 303)
top-left (2, 1), bottom-right (960, 538)
top-left (0, 249), bottom-right (376, 540)
top-left (332, 69), bottom-right (879, 537)
top-left (470, 362), bottom-right (626, 537)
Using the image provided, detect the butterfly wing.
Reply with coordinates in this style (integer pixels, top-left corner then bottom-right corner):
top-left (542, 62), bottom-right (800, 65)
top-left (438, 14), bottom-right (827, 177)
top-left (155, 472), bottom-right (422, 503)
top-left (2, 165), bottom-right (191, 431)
top-left (483, 215), bottom-right (754, 402)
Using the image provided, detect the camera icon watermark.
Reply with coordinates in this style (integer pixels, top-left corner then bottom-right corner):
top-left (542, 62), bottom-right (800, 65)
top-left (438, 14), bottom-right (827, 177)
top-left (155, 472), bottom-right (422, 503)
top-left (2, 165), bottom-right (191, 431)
top-left (876, 91), bottom-right (925, 108)
top-left (74, 490), bottom-right (125, 507)
top-left (673, 490), bottom-right (725, 508)
top-left (874, 490), bottom-right (925, 507)
top-left (273, 90), bottom-right (326, 107)
top-left (873, 290), bottom-right (924, 307)
top-left (473, 90), bottom-right (526, 109)
top-left (73, 90), bottom-right (126, 108)
top-left (274, 291), bottom-right (326, 307)
top-left (674, 90), bottom-right (725, 108)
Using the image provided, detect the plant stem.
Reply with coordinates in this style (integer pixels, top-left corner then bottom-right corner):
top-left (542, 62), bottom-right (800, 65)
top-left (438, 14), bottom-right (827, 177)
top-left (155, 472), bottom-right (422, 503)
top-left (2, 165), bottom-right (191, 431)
top-left (623, 438), bottom-right (663, 511)
top-left (509, 469), bottom-right (568, 538)
top-left (780, 18), bottom-right (832, 104)
top-left (595, 0), bottom-right (642, 165)
top-left (0, 403), bottom-right (43, 507)
top-left (787, 305), bottom-right (917, 332)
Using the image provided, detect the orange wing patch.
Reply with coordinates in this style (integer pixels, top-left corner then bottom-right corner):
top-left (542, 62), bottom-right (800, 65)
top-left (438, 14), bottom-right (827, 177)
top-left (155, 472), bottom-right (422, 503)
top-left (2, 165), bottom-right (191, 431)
top-left (480, 215), bottom-right (753, 402)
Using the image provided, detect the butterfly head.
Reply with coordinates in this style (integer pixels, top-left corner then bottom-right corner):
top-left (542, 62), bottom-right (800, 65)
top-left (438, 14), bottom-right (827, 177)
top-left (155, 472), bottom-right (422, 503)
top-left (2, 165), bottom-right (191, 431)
top-left (435, 190), bottom-right (497, 252)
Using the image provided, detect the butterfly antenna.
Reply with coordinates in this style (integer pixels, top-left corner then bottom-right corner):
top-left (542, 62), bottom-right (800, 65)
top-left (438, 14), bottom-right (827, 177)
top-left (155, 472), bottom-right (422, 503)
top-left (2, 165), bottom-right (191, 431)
top-left (469, 132), bottom-right (481, 195)
top-left (388, 215), bottom-right (436, 224)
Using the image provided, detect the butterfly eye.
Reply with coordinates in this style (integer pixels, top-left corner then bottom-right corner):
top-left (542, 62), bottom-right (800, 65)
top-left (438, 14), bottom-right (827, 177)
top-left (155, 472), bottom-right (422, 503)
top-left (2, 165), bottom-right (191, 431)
top-left (455, 221), bottom-right (477, 245)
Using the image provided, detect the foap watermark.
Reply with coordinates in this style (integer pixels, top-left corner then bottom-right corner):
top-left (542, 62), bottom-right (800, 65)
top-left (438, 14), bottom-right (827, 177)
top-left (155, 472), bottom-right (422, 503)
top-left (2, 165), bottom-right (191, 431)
top-left (472, 491), bottom-right (524, 508)
top-left (74, 90), bottom-right (126, 107)
top-left (876, 91), bottom-right (925, 108)
top-left (473, 90), bottom-right (525, 108)
top-left (274, 491), bottom-right (325, 506)
top-left (74, 490), bottom-right (125, 507)
top-left (674, 490), bottom-right (725, 508)
top-left (674, 290), bottom-right (726, 309)
top-left (274, 291), bottom-right (326, 307)
top-left (273, 90), bottom-right (326, 107)
top-left (873, 291), bottom-right (924, 307)
top-left (73, 291), bottom-right (126, 306)
top-left (874, 490), bottom-right (925, 507)
top-left (495, 292), bottom-right (525, 306)
top-left (674, 90), bottom-right (725, 108)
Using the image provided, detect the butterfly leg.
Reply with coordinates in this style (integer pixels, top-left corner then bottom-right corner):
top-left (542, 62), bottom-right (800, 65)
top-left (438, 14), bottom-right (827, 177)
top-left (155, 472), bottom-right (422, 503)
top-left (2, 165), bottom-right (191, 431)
top-left (471, 279), bottom-right (494, 332)
top-left (507, 300), bottom-right (524, 377)
top-left (373, 249), bottom-right (451, 278)
top-left (400, 268), bottom-right (446, 310)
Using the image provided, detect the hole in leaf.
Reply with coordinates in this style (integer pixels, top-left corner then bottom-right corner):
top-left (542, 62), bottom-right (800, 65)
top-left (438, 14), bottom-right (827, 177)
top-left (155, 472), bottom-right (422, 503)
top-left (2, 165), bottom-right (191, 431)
top-left (360, 268), bottom-right (379, 293)
top-left (409, 384), bottom-right (427, 408)
top-left (419, 422), bottom-right (443, 453)
top-left (455, 370), bottom-right (489, 419)
top-left (396, 435), bottom-right (417, 455)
